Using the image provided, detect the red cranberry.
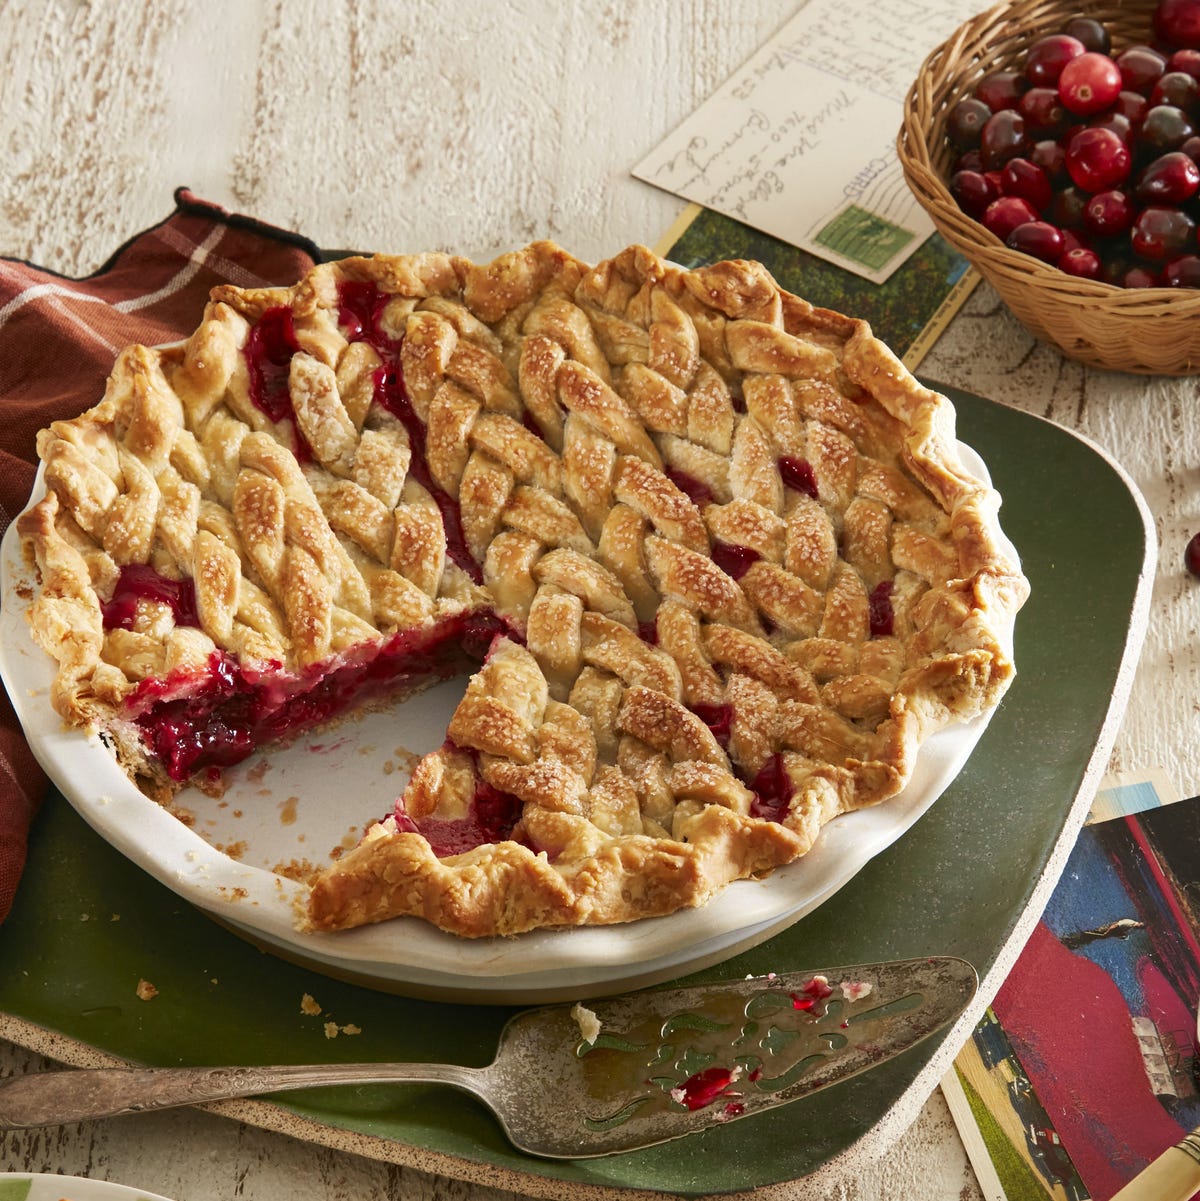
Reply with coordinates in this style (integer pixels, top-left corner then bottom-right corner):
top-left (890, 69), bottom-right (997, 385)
top-left (1155, 0), bottom-right (1200, 50)
top-left (983, 196), bottom-right (1040, 239)
top-left (980, 109), bottom-right (1028, 169)
top-left (1163, 253), bottom-right (1200, 284)
top-left (1116, 45), bottom-right (1168, 92)
top-left (954, 149), bottom-right (986, 173)
top-left (1065, 16), bottom-right (1111, 56)
top-left (1030, 138), bottom-right (1068, 181)
top-left (1131, 205), bottom-right (1197, 258)
top-left (1006, 220), bottom-right (1065, 262)
top-left (1026, 34), bottom-right (1086, 85)
top-left (976, 70), bottom-right (1027, 111)
top-left (1019, 86), bottom-right (1069, 133)
top-left (1168, 48), bottom-right (1200, 79)
top-left (1066, 126), bottom-right (1132, 190)
top-left (1050, 184), bottom-right (1091, 228)
top-left (1088, 111), bottom-right (1133, 143)
top-left (1059, 52), bottom-right (1124, 115)
top-left (1000, 157), bottom-right (1053, 210)
top-left (1059, 227), bottom-right (1087, 254)
top-left (1083, 189), bottom-right (1135, 237)
top-left (950, 169), bottom-right (997, 218)
top-left (1150, 70), bottom-right (1200, 112)
top-left (1113, 90), bottom-right (1150, 124)
top-left (1058, 245), bottom-right (1103, 277)
top-left (1185, 531), bottom-right (1200, 576)
top-left (947, 98), bottom-right (994, 150)
top-left (1138, 105), bottom-right (1196, 155)
top-left (1135, 150), bottom-right (1200, 202)
top-left (1182, 134), bottom-right (1200, 160)
top-left (1123, 264), bottom-right (1164, 286)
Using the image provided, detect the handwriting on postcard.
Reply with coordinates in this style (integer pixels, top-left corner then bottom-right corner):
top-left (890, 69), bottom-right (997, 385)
top-left (633, 0), bottom-right (976, 282)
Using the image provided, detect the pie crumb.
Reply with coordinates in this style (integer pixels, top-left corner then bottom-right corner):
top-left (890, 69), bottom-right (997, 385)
top-left (136, 979), bottom-right (158, 1001)
top-left (571, 1002), bottom-right (602, 1045)
top-left (300, 993), bottom-right (322, 1016)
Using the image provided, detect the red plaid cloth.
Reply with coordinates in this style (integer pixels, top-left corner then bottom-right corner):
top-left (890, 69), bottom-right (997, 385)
top-left (0, 189), bottom-right (320, 921)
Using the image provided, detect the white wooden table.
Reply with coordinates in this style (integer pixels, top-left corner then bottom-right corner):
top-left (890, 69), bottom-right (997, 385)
top-left (2, 2), bottom-right (1196, 1198)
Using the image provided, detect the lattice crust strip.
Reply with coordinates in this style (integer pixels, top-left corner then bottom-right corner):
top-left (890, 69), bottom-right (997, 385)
top-left (17, 241), bottom-right (1029, 938)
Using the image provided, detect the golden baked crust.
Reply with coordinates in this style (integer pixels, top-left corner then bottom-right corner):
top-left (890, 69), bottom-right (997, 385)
top-left (17, 241), bottom-right (1029, 938)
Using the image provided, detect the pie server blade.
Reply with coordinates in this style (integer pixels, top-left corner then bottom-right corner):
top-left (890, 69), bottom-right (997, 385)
top-left (0, 954), bottom-right (976, 1159)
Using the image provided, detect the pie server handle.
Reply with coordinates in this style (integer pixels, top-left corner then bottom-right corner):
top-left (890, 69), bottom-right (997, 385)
top-left (1109, 1130), bottom-right (1200, 1201)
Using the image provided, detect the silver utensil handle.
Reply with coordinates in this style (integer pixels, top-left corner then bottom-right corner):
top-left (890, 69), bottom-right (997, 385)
top-left (0, 1062), bottom-right (486, 1128)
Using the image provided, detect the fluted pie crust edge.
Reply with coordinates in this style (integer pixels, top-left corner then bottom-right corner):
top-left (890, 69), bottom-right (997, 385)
top-left (17, 241), bottom-right (1029, 938)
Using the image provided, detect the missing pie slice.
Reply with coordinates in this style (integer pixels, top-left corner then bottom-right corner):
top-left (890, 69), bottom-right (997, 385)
top-left (17, 241), bottom-right (1029, 938)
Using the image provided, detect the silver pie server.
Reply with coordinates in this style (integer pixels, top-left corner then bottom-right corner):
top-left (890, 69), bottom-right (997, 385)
top-left (0, 955), bottom-right (976, 1159)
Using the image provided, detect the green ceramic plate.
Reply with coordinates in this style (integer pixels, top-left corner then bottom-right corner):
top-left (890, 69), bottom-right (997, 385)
top-left (0, 387), bottom-right (1153, 1198)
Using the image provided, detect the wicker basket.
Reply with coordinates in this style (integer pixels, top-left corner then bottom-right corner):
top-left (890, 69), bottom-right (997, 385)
top-left (898, 0), bottom-right (1200, 375)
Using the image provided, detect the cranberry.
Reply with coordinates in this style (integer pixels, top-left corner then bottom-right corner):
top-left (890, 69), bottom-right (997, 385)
top-left (1050, 184), bottom-right (1090, 228)
top-left (1019, 86), bottom-right (1068, 133)
top-left (1185, 531), bottom-right (1200, 576)
top-left (1116, 45), bottom-right (1168, 93)
top-left (1113, 90), bottom-right (1150, 124)
top-left (947, 97), bottom-right (994, 150)
top-left (983, 195), bottom-right (1040, 240)
top-left (1026, 34), bottom-right (1086, 85)
top-left (1084, 189), bottom-right (1136, 237)
top-left (1030, 138), bottom-right (1068, 182)
top-left (1088, 111), bottom-right (1133, 143)
top-left (1155, 0), bottom-right (1200, 50)
top-left (1131, 205), bottom-right (1197, 258)
top-left (1065, 16), bottom-right (1111, 56)
top-left (1181, 134), bottom-right (1200, 160)
top-left (976, 70), bottom-right (1027, 111)
top-left (1059, 227), bottom-right (1087, 254)
top-left (980, 109), bottom-right (1028, 169)
top-left (1123, 263), bottom-right (1164, 286)
top-left (1135, 150), bottom-right (1200, 202)
top-left (950, 169), bottom-right (997, 218)
top-left (1066, 126), bottom-right (1132, 190)
top-left (1058, 245), bottom-right (1103, 278)
top-left (1168, 48), bottom-right (1200, 80)
top-left (1138, 104), bottom-right (1197, 155)
top-left (954, 149), bottom-right (985, 173)
top-left (1006, 220), bottom-right (1065, 262)
top-left (1163, 253), bottom-right (1200, 283)
top-left (1059, 52), bottom-right (1124, 115)
top-left (1150, 70), bottom-right (1200, 112)
top-left (1000, 157), bottom-right (1053, 210)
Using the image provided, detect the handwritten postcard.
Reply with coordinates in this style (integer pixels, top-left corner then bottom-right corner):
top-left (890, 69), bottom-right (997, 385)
top-left (633, 0), bottom-right (979, 283)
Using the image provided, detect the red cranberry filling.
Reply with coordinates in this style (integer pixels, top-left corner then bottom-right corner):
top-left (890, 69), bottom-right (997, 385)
top-left (244, 307), bottom-right (313, 462)
top-left (127, 611), bottom-right (507, 782)
top-left (394, 770), bottom-right (525, 858)
top-left (868, 580), bottom-right (895, 637)
top-left (673, 1066), bottom-right (742, 1111)
top-left (711, 541), bottom-right (760, 580)
top-left (101, 564), bottom-right (200, 631)
top-left (748, 753), bottom-right (793, 823)
top-left (778, 456), bottom-right (819, 499)
top-left (693, 701), bottom-right (734, 749)
top-left (664, 467), bottom-right (713, 509)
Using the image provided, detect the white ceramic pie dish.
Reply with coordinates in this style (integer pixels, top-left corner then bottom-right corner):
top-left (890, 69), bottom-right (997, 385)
top-left (0, 449), bottom-right (1016, 1004)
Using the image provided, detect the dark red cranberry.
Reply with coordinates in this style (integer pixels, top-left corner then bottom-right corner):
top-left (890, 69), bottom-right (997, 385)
top-left (1150, 70), bottom-right (1200, 112)
top-left (1059, 227), bottom-right (1088, 254)
top-left (1113, 90), bottom-right (1150, 124)
top-left (1131, 205), bottom-right (1197, 258)
top-left (1000, 157), bottom-right (1052, 210)
top-left (1065, 126), bottom-right (1132, 190)
top-left (778, 456), bottom-right (820, 498)
top-left (1101, 250), bottom-right (1136, 285)
top-left (1138, 105), bottom-right (1196, 155)
top-left (1163, 253), bottom-right (1200, 284)
top-left (1050, 184), bottom-right (1091, 228)
top-left (1185, 531), bottom-right (1200, 576)
top-left (1058, 245), bottom-right (1103, 278)
top-left (976, 70), bottom-right (1027, 111)
top-left (1124, 264), bottom-right (1164, 286)
top-left (947, 97), bottom-right (994, 149)
top-left (1018, 86), bottom-right (1068, 133)
top-left (1116, 45), bottom-right (1168, 93)
top-left (1083, 189), bottom-right (1135, 237)
top-left (1026, 34), bottom-right (1086, 85)
top-left (1030, 138), bottom-right (1068, 181)
top-left (983, 196), bottom-right (1040, 240)
top-left (1065, 16), bottom-right (1111, 55)
top-left (954, 149), bottom-right (986, 173)
top-left (980, 109), bottom-right (1028, 169)
top-left (1088, 111), bottom-right (1133, 143)
top-left (1182, 134), bottom-right (1200, 160)
top-left (1059, 52), bottom-right (1123, 115)
top-left (1006, 220), bottom-right (1065, 263)
top-left (1156, 0), bottom-right (1200, 51)
top-left (711, 542), bottom-right (760, 580)
top-left (1136, 150), bottom-right (1200, 201)
top-left (1168, 48), bottom-right (1200, 80)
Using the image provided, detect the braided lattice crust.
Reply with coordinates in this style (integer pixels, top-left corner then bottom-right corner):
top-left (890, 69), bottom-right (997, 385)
top-left (18, 241), bottom-right (1029, 938)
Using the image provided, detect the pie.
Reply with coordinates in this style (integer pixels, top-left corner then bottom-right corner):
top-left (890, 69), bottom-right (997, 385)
top-left (16, 240), bottom-right (1029, 938)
